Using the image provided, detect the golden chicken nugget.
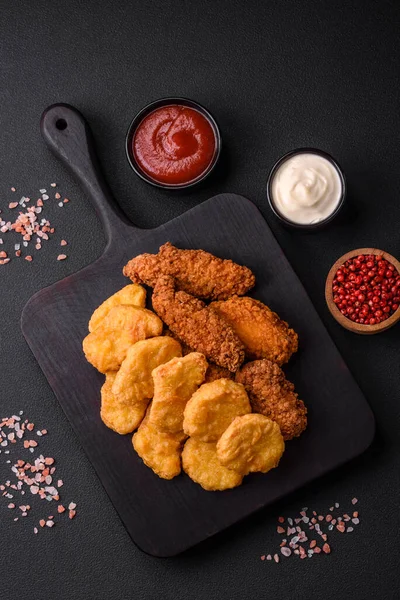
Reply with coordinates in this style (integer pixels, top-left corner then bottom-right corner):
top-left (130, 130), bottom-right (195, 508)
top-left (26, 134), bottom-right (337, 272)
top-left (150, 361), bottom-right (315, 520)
top-left (182, 438), bottom-right (243, 491)
top-left (112, 336), bottom-right (182, 405)
top-left (216, 414), bottom-right (285, 476)
top-left (211, 296), bottom-right (298, 365)
top-left (83, 305), bottom-right (163, 373)
top-left (132, 407), bottom-right (186, 480)
top-left (149, 353), bottom-right (208, 433)
top-left (88, 284), bottom-right (146, 332)
top-left (183, 379), bottom-right (251, 442)
top-left (100, 372), bottom-right (147, 434)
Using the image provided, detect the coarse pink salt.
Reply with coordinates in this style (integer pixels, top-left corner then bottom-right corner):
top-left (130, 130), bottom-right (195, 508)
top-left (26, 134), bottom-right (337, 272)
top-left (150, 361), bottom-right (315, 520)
top-left (277, 526), bottom-right (285, 534)
top-left (57, 254), bottom-right (67, 261)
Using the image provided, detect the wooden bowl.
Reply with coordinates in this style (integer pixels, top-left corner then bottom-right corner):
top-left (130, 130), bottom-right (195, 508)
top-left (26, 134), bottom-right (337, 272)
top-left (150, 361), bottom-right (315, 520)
top-left (325, 248), bottom-right (400, 334)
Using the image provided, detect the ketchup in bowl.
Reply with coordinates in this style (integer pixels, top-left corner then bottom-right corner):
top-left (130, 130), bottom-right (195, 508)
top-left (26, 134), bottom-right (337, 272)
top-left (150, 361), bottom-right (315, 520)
top-left (131, 104), bottom-right (218, 187)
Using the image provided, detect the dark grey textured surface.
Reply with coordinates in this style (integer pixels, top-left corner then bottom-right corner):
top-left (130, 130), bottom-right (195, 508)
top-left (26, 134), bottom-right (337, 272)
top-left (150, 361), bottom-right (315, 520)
top-left (0, 0), bottom-right (399, 598)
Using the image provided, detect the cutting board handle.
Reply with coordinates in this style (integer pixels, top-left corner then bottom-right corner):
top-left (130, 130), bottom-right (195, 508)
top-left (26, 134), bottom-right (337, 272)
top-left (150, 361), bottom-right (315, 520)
top-left (40, 103), bottom-right (133, 245)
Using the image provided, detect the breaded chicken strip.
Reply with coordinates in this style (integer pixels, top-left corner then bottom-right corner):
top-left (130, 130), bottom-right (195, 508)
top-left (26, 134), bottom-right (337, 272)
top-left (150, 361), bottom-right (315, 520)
top-left (123, 242), bottom-right (255, 300)
top-left (235, 359), bottom-right (307, 441)
top-left (164, 328), bottom-right (234, 382)
top-left (211, 296), bottom-right (298, 366)
top-left (152, 276), bottom-right (245, 372)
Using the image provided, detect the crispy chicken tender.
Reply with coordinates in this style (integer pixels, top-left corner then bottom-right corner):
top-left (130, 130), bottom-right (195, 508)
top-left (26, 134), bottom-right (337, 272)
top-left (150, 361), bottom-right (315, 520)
top-left (123, 242), bottom-right (255, 300)
top-left (211, 296), bottom-right (298, 365)
top-left (216, 414), bottom-right (285, 475)
top-left (204, 363), bottom-right (234, 383)
top-left (182, 438), bottom-right (243, 491)
top-left (100, 372), bottom-right (147, 434)
top-left (235, 359), bottom-right (307, 441)
top-left (112, 336), bottom-right (182, 405)
top-left (83, 305), bottom-right (163, 373)
top-left (149, 353), bottom-right (208, 433)
top-left (152, 276), bottom-right (245, 372)
top-left (183, 379), bottom-right (251, 442)
top-left (164, 328), bottom-right (233, 382)
top-left (88, 284), bottom-right (146, 332)
top-left (132, 406), bottom-right (187, 480)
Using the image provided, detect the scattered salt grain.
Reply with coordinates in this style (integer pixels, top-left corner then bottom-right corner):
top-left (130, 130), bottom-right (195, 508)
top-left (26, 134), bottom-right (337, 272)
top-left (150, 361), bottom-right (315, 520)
top-left (1, 412), bottom-right (78, 535)
top-left (261, 498), bottom-right (361, 565)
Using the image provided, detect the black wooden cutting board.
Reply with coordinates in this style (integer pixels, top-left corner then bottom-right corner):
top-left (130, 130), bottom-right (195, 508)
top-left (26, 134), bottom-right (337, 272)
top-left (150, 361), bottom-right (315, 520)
top-left (21, 104), bottom-right (375, 557)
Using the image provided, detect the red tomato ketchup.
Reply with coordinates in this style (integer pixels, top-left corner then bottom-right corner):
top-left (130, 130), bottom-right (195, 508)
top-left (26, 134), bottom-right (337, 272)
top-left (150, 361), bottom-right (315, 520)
top-left (133, 105), bottom-right (217, 185)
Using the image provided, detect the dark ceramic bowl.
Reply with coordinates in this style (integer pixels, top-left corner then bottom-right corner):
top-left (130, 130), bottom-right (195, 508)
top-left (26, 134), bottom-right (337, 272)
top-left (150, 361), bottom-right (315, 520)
top-left (267, 147), bottom-right (346, 230)
top-left (126, 97), bottom-right (221, 190)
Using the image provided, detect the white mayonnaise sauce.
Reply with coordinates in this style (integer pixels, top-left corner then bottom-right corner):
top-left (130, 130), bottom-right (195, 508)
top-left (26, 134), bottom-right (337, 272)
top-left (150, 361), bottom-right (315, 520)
top-left (270, 152), bottom-right (343, 225)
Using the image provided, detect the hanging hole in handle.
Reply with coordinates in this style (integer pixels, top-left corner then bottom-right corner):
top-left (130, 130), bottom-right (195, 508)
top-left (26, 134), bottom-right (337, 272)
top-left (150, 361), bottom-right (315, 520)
top-left (56, 118), bottom-right (67, 130)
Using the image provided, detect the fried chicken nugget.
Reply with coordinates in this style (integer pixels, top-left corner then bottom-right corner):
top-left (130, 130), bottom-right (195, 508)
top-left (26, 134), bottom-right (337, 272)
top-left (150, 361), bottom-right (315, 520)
top-left (132, 406), bottom-right (187, 480)
top-left (112, 336), bottom-right (182, 405)
top-left (100, 372), bottom-right (147, 435)
top-left (88, 284), bottom-right (146, 332)
top-left (183, 379), bottom-right (251, 442)
top-left (164, 328), bottom-right (234, 382)
top-left (216, 414), bottom-right (284, 476)
top-left (235, 359), bottom-right (307, 441)
top-left (83, 305), bottom-right (163, 373)
top-left (152, 276), bottom-right (245, 372)
top-left (149, 353), bottom-right (208, 433)
top-left (182, 438), bottom-right (243, 491)
top-left (211, 296), bottom-right (298, 365)
top-left (123, 242), bottom-right (255, 300)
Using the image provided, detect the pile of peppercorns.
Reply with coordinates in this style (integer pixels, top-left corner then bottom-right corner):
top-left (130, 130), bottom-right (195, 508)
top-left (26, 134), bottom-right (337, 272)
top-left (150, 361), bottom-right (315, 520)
top-left (332, 253), bottom-right (400, 325)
